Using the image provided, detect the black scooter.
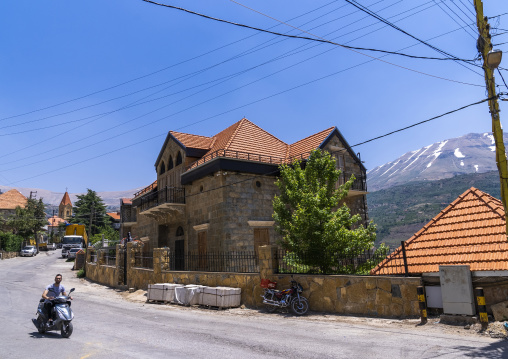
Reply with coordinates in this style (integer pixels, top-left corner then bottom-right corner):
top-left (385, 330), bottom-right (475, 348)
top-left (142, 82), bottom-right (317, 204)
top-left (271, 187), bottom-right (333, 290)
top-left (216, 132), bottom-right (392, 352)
top-left (32, 288), bottom-right (75, 338)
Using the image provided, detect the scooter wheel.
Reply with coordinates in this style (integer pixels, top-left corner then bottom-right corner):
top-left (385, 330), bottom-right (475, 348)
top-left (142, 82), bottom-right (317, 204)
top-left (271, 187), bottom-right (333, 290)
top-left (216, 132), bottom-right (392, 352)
top-left (61, 322), bottom-right (73, 338)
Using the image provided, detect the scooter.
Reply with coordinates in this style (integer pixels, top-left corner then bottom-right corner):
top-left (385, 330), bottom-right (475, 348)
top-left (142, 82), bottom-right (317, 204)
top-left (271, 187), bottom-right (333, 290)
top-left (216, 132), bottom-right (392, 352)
top-left (32, 288), bottom-right (75, 338)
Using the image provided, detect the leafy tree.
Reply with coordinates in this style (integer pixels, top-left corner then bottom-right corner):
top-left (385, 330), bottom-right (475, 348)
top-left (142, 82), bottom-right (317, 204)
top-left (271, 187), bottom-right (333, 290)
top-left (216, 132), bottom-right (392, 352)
top-left (70, 189), bottom-right (110, 237)
top-left (273, 149), bottom-right (380, 273)
top-left (6, 198), bottom-right (46, 251)
top-left (90, 225), bottom-right (120, 246)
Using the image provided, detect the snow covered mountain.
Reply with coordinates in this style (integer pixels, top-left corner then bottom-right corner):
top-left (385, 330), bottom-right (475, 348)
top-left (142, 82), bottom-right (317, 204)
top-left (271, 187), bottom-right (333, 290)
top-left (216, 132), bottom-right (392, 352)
top-left (367, 133), bottom-right (508, 192)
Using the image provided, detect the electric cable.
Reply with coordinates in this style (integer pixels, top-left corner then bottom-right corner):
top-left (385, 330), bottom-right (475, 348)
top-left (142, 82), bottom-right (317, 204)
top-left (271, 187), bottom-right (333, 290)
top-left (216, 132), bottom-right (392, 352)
top-left (8, 96), bottom-right (497, 186)
top-left (142, 0), bottom-right (476, 63)
top-left (431, 0), bottom-right (476, 39)
top-left (0, 0), bottom-right (342, 122)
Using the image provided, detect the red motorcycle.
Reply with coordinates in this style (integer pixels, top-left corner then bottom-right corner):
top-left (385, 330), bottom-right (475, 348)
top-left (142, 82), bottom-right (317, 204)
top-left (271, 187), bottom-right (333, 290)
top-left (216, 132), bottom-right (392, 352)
top-left (260, 276), bottom-right (309, 315)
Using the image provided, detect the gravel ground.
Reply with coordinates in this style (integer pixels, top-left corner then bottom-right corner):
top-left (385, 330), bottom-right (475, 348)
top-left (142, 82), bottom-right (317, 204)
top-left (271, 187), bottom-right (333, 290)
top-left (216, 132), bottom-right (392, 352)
top-left (75, 274), bottom-right (508, 340)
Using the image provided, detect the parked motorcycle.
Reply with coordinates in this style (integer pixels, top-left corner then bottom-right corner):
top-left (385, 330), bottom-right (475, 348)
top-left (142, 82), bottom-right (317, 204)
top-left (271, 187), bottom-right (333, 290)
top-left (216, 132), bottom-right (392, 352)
top-left (261, 276), bottom-right (309, 315)
top-left (32, 288), bottom-right (75, 338)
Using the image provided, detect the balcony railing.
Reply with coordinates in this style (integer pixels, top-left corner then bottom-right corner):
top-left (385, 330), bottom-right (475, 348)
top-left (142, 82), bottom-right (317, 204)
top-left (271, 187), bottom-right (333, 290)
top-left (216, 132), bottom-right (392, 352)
top-left (133, 186), bottom-right (185, 212)
top-left (339, 172), bottom-right (367, 192)
top-left (185, 149), bottom-right (314, 171)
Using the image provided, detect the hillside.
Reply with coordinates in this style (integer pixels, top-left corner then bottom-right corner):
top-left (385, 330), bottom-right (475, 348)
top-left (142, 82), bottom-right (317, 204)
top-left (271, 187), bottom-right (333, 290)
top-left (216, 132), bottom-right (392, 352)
top-left (367, 132), bottom-right (507, 191)
top-left (367, 170), bottom-right (501, 249)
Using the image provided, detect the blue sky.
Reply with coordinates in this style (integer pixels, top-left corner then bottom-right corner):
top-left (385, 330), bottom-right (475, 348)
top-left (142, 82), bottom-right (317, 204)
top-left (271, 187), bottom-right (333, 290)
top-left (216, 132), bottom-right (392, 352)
top-left (1, 0), bottom-right (507, 193)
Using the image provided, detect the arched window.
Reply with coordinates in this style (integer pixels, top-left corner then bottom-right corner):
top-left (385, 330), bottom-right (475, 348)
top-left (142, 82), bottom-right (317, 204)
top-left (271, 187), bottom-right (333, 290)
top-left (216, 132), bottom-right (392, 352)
top-left (168, 156), bottom-right (174, 170)
top-left (176, 226), bottom-right (184, 237)
top-left (176, 152), bottom-right (183, 166)
top-left (159, 161), bottom-right (166, 175)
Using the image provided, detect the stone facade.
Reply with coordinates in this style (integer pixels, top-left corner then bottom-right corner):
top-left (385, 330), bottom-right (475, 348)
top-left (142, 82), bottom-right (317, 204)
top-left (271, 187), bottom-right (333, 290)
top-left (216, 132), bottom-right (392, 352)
top-left (123, 125), bottom-right (369, 257)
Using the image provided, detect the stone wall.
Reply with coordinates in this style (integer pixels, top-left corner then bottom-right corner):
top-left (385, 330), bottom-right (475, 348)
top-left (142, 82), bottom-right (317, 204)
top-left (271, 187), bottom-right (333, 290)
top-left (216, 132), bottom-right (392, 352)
top-left (0, 251), bottom-right (19, 260)
top-left (86, 244), bottom-right (421, 318)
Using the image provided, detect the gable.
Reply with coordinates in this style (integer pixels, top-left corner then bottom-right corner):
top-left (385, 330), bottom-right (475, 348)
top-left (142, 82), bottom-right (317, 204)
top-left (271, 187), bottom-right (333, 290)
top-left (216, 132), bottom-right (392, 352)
top-left (371, 187), bottom-right (508, 275)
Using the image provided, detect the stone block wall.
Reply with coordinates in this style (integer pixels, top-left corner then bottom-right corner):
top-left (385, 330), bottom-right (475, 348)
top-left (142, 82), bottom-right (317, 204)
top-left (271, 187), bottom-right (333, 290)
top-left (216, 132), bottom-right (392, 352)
top-left (0, 251), bottom-right (19, 260)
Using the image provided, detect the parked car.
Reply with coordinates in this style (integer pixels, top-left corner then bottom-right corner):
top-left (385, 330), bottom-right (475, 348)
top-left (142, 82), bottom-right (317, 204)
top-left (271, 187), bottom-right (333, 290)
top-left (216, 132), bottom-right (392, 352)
top-left (67, 248), bottom-right (82, 260)
top-left (20, 246), bottom-right (37, 257)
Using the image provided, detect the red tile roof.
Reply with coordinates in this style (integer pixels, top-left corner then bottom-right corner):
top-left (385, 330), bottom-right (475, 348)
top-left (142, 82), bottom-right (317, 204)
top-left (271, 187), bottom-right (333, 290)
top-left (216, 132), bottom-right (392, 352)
top-left (0, 189), bottom-right (27, 210)
top-left (133, 180), bottom-right (157, 198)
top-left (121, 198), bottom-right (132, 205)
top-left (107, 212), bottom-right (120, 221)
top-left (187, 118), bottom-right (336, 170)
top-left (371, 187), bottom-right (508, 275)
top-left (47, 215), bottom-right (66, 227)
top-left (170, 131), bottom-right (214, 150)
top-left (60, 191), bottom-right (72, 206)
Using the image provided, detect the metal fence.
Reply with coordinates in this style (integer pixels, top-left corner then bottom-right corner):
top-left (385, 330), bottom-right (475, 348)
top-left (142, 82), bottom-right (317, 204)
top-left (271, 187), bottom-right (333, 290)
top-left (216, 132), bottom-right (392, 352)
top-left (134, 253), bottom-right (154, 269)
top-left (166, 251), bottom-right (259, 273)
top-left (100, 246), bottom-right (117, 266)
top-left (276, 247), bottom-right (405, 275)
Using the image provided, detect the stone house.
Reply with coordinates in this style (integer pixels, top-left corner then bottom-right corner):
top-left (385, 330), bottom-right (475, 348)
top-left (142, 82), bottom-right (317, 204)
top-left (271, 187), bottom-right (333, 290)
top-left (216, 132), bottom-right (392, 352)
top-left (121, 118), bottom-right (368, 259)
top-left (0, 189), bottom-right (27, 219)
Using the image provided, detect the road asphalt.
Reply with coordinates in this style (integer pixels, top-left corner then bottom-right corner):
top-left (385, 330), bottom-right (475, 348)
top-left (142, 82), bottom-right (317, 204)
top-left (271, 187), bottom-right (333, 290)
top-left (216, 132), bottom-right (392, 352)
top-left (0, 250), bottom-right (506, 359)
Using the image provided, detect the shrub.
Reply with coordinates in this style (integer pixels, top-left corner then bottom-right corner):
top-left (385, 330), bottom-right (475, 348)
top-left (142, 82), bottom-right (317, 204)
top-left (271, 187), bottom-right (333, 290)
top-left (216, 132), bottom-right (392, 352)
top-left (0, 232), bottom-right (24, 252)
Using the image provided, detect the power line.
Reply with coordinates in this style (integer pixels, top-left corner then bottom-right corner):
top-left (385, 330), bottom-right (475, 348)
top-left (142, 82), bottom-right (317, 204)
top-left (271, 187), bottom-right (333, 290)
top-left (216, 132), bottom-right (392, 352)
top-left (431, 0), bottom-right (477, 39)
top-left (350, 95), bottom-right (502, 147)
top-left (142, 0), bottom-right (476, 63)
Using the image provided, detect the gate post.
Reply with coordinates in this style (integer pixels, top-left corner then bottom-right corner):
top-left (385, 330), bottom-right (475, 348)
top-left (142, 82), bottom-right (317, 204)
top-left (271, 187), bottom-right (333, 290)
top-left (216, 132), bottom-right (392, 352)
top-left (259, 245), bottom-right (278, 279)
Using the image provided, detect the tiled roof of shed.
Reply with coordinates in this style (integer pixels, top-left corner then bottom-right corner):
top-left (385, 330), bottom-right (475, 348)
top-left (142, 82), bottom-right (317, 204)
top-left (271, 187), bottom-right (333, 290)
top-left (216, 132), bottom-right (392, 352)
top-left (371, 187), bottom-right (508, 275)
top-left (0, 189), bottom-right (27, 210)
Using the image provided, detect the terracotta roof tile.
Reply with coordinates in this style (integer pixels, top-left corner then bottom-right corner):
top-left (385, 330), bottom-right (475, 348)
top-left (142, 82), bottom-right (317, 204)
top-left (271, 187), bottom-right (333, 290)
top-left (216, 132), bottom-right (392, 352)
top-left (121, 198), bottom-right (132, 205)
top-left (0, 189), bottom-right (27, 210)
top-left (107, 212), bottom-right (120, 220)
top-left (371, 187), bottom-right (508, 275)
top-left (170, 131), bottom-right (213, 150)
top-left (186, 119), bottom-right (338, 170)
top-left (60, 191), bottom-right (72, 206)
top-left (47, 215), bottom-right (66, 227)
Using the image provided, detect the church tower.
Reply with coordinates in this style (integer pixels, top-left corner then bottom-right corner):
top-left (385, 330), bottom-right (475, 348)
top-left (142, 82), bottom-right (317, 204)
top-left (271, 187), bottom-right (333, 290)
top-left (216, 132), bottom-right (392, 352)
top-left (58, 191), bottom-right (73, 220)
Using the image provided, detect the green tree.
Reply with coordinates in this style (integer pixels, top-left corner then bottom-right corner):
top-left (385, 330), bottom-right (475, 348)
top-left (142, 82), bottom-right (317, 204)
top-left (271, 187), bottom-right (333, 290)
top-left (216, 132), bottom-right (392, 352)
top-left (90, 225), bottom-right (119, 246)
top-left (273, 149), bottom-right (380, 273)
top-left (0, 231), bottom-right (24, 252)
top-left (71, 189), bottom-right (109, 237)
top-left (6, 199), bottom-right (46, 244)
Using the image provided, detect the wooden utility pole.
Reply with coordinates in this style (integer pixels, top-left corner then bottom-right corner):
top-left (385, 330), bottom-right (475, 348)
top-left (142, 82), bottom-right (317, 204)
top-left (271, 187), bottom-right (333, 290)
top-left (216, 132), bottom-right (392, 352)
top-left (474, 0), bottom-right (508, 237)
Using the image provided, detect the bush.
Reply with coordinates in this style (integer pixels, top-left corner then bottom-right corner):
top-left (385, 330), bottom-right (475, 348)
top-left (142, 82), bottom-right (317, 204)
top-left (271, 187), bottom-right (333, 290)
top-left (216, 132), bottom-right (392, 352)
top-left (0, 232), bottom-right (24, 252)
top-left (76, 268), bottom-right (86, 278)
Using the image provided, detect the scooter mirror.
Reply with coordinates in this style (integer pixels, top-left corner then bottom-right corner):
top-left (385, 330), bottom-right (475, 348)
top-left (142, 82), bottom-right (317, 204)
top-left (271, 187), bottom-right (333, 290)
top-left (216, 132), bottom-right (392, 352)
top-left (69, 288), bottom-right (75, 293)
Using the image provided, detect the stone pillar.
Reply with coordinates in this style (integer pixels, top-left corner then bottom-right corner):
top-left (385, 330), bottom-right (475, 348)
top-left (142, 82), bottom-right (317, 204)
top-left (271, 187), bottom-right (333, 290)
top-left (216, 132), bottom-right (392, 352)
top-left (258, 245), bottom-right (278, 279)
top-left (98, 249), bottom-right (105, 265)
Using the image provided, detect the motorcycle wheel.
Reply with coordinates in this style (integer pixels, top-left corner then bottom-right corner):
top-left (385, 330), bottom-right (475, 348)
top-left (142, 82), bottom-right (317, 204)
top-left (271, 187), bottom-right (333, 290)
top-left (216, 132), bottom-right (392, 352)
top-left (290, 297), bottom-right (309, 316)
top-left (264, 304), bottom-right (278, 313)
top-left (61, 322), bottom-right (73, 338)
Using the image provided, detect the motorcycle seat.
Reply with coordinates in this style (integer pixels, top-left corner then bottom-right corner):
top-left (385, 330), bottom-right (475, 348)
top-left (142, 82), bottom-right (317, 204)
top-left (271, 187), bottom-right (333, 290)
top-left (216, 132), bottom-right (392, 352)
top-left (39, 299), bottom-right (45, 303)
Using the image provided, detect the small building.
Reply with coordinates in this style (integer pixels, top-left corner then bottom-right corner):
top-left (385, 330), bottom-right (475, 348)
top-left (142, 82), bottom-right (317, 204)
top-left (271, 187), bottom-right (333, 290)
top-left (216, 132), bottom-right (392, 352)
top-left (371, 187), bottom-right (508, 314)
top-left (106, 212), bottom-right (121, 230)
top-left (47, 215), bottom-right (67, 238)
top-left (123, 118), bottom-right (368, 256)
top-left (0, 189), bottom-right (27, 219)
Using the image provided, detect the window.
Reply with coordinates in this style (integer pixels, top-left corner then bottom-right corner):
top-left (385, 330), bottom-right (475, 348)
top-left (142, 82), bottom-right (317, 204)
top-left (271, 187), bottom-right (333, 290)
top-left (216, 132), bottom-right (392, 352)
top-left (168, 156), bottom-right (174, 170)
top-left (159, 161), bottom-right (166, 175)
top-left (176, 151), bottom-right (183, 166)
top-left (176, 226), bottom-right (184, 237)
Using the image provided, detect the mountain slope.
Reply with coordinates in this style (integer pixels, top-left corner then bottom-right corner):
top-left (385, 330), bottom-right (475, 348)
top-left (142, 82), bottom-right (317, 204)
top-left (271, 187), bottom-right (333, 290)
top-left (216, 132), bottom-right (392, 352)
top-left (367, 132), bottom-right (507, 191)
top-left (368, 170), bottom-right (501, 248)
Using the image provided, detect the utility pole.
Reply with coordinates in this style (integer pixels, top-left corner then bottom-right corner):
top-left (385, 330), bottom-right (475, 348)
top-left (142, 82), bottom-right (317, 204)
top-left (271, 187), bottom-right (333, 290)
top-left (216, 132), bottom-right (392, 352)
top-left (474, 0), bottom-right (508, 237)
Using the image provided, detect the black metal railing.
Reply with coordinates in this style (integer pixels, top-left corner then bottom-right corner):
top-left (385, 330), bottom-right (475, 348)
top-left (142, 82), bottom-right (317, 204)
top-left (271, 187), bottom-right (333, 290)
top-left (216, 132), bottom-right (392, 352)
top-left (134, 186), bottom-right (185, 212)
top-left (99, 246), bottom-right (117, 266)
top-left (338, 171), bottom-right (367, 192)
top-left (134, 253), bottom-right (154, 269)
top-left (166, 251), bottom-right (259, 273)
top-left (276, 247), bottom-right (404, 275)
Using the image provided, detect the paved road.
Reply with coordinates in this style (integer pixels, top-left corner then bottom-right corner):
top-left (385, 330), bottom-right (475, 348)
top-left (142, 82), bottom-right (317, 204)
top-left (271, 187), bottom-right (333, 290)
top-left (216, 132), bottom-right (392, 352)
top-left (0, 252), bottom-right (505, 359)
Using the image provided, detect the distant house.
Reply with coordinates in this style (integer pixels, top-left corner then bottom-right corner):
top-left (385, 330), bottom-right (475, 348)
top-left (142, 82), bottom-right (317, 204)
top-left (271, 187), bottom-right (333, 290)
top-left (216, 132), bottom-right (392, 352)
top-left (371, 187), bottom-right (508, 313)
top-left (47, 215), bottom-right (67, 238)
top-left (106, 212), bottom-right (121, 230)
top-left (122, 118), bottom-right (368, 256)
top-left (0, 189), bottom-right (27, 219)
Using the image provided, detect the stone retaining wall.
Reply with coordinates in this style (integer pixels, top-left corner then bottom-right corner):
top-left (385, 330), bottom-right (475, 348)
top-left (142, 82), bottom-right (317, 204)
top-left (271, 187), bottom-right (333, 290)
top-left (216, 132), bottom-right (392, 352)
top-left (0, 251), bottom-right (19, 260)
top-left (85, 244), bottom-right (421, 317)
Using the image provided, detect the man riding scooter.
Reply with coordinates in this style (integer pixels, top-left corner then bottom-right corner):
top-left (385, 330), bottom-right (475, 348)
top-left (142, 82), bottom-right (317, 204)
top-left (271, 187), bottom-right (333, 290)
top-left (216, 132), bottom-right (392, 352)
top-left (41, 274), bottom-right (73, 324)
